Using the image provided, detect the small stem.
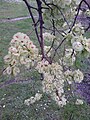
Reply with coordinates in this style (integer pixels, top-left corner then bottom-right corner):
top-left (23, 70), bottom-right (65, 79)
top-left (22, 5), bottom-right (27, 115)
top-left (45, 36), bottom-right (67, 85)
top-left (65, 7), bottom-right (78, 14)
top-left (23, 0), bottom-right (41, 45)
top-left (69, 0), bottom-right (83, 32)
top-left (52, 19), bottom-right (56, 35)
top-left (52, 37), bottom-right (66, 60)
top-left (83, 0), bottom-right (90, 10)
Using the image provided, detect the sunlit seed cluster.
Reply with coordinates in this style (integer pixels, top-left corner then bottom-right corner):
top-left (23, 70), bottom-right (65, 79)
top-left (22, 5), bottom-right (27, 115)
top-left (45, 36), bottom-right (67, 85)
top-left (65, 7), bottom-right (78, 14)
top-left (3, 32), bottom-right (38, 76)
top-left (71, 34), bottom-right (90, 53)
top-left (64, 69), bottom-right (84, 84)
top-left (24, 93), bottom-right (42, 105)
top-left (36, 60), bottom-right (67, 107)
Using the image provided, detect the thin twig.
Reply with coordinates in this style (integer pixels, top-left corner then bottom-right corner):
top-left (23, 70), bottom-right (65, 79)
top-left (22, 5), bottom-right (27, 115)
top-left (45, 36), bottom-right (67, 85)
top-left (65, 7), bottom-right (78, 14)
top-left (52, 37), bottom-right (66, 60)
top-left (69, 0), bottom-right (83, 32)
top-left (23, 0), bottom-right (41, 45)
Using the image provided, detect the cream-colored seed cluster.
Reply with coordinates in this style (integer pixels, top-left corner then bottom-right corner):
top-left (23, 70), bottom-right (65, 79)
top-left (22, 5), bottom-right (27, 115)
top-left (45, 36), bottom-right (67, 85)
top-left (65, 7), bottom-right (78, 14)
top-left (24, 93), bottom-right (42, 105)
top-left (36, 60), bottom-right (67, 107)
top-left (64, 69), bottom-right (84, 84)
top-left (66, 24), bottom-right (90, 53)
top-left (72, 36), bottom-right (90, 53)
top-left (3, 32), bottom-right (38, 76)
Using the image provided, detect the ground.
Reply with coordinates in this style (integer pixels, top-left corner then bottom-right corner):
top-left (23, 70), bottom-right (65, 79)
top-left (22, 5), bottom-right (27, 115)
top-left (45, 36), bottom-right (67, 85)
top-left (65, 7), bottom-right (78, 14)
top-left (0, 1), bottom-right (90, 120)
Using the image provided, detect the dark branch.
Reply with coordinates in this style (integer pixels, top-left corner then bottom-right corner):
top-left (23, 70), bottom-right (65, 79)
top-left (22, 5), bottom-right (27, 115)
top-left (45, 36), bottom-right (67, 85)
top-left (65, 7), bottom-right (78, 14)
top-left (36, 0), bottom-right (45, 59)
top-left (69, 0), bottom-right (84, 32)
top-left (23, 0), bottom-right (41, 45)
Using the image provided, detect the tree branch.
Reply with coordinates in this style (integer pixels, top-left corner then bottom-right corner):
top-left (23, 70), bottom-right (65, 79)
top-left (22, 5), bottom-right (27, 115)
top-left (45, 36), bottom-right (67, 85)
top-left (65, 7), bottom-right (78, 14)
top-left (36, 0), bottom-right (45, 59)
top-left (23, 0), bottom-right (41, 45)
top-left (69, 0), bottom-right (84, 32)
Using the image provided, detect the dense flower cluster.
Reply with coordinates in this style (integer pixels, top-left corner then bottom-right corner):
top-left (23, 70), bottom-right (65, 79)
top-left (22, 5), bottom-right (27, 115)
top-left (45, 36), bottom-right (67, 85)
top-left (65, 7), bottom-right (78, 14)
top-left (64, 69), bottom-right (84, 84)
top-left (36, 60), bottom-right (67, 107)
top-left (36, 58), bottom-right (84, 106)
top-left (71, 35), bottom-right (90, 54)
top-left (24, 93), bottom-right (42, 105)
top-left (63, 25), bottom-right (90, 69)
top-left (3, 32), bottom-right (38, 76)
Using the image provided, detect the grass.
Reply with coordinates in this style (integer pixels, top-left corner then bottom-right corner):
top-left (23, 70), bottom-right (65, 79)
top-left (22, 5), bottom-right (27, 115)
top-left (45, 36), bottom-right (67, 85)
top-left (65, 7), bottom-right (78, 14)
top-left (0, 0), bottom-right (37, 19)
top-left (0, 81), bottom-right (90, 120)
top-left (0, 1), bottom-right (90, 120)
top-left (0, 1), bottom-right (29, 19)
